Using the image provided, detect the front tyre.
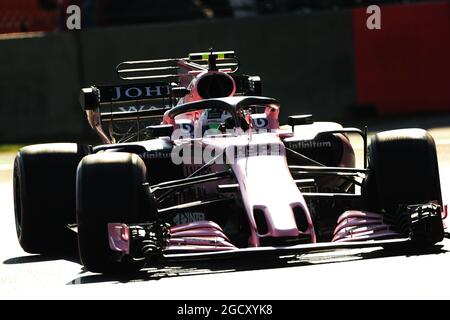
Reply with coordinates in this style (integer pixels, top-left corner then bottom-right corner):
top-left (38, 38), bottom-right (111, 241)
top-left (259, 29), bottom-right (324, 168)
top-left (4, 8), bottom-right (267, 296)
top-left (76, 152), bottom-right (149, 274)
top-left (367, 128), bottom-right (444, 244)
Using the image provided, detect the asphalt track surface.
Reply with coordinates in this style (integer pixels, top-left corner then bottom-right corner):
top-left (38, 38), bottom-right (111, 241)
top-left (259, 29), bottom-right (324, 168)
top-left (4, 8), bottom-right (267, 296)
top-left (1, 116), bottom-right (450, 300)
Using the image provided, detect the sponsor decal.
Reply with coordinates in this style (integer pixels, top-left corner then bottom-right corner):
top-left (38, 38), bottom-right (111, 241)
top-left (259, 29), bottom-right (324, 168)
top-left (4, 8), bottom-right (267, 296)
top-left (287, 140), bottom-right (332, 149)
top-left (111, 85), bottom-right (170, 101)
top-left (173, 212), bottom-right (206, 225)
top-left (140, 151), bottom-right (172, 160)
top-left (117, 105), bottom-right (170, 113)
top-left (252, 117), bottom-right (268, 128)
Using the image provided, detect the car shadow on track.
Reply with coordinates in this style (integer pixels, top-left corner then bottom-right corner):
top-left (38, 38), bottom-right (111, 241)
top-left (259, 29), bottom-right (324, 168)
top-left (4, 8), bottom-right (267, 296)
top-left (66, 244), bottom-right (448, 285)
top-left (3, 253), bottom-right (80, 265)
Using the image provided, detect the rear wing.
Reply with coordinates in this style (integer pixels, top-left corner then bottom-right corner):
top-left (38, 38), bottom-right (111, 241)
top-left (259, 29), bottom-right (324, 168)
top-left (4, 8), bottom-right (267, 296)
top-left (79, 50), bottom-right (262, 142)
top-left (80, 78), bottom-right (262, 122)
top-left (116, 50), bottom-right (239, 81)
top-left (80, 82), bottom-right (174, 123)
top-left (113, 50), bottom-right (260, 96)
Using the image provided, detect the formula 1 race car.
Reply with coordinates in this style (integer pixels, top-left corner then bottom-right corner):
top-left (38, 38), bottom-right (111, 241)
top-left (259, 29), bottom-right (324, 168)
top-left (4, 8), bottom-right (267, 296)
top-left (13, 50), bottom-right (447, 274)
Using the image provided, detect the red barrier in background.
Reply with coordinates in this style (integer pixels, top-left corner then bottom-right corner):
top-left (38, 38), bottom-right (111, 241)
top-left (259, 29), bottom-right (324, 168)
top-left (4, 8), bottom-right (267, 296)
top-left (353, 1), bottom-right (450, 115)
top-left (0, 0), bottom-right (57, 34)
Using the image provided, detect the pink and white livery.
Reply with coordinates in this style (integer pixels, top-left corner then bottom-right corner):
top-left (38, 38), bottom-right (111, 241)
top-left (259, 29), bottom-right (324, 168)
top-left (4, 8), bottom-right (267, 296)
top-left (13, 50), bottom-right (447, 274)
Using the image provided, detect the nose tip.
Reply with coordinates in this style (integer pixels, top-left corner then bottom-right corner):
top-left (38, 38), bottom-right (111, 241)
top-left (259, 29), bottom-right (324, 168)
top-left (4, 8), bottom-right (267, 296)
top-left (253, 203), bottom-right (316, 242)
top-left (257, 205), bottom-right (300, 238)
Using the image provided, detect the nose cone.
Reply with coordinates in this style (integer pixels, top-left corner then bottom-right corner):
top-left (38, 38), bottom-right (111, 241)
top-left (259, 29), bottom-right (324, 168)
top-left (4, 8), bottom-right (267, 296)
top-left (229, 137), bottom-right (315, 246)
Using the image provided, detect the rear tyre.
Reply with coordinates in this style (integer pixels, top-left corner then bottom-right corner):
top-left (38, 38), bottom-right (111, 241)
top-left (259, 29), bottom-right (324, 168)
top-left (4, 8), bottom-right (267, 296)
top-left (76, 152), bottom-right (151, 274)
top-left (366, 129), bottom-right (443, 243)
top-left (13, 143), bottom-right (90, 254)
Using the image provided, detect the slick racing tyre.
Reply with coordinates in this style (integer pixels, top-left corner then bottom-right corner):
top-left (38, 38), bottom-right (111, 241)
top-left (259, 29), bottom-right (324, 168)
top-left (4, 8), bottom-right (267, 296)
top-left (76, 152), bottom-right (155, 274)
top-left (13, 143), bottom-right (90, 254)
top-left (366, 129), bottom-right (443, 243)
top-left (367, 128), bottom-right (442, 210)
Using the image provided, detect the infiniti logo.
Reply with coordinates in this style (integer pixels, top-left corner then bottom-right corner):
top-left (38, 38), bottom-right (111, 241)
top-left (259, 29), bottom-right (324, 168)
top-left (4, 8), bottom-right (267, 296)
top-left (288, 141), bottom-right (332, 149)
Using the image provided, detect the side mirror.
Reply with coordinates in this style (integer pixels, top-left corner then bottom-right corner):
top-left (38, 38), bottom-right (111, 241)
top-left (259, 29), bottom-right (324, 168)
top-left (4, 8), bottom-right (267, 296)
top-left (247, 76), bottom-right (262, 96)
top-left (146, 124), bottom-right (174, 138)
top-left (172, 86), bottom-right (190, 98)
top-left (80, 86), bottom-right (100, 110)
top-left (288, 115), bottom-right (313, 128)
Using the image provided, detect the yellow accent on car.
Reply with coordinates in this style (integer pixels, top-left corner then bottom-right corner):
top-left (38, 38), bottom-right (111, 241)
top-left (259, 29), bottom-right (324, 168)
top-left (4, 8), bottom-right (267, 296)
top-left (189, 51), bottom-right (234, 61)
